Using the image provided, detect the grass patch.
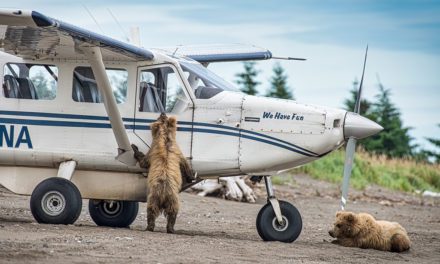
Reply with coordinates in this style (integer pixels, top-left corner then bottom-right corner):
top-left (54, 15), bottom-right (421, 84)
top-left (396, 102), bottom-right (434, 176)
top-left (285, 150), bottom-right (440, 193)
top-left (271, 174), bottom-right (297, 186)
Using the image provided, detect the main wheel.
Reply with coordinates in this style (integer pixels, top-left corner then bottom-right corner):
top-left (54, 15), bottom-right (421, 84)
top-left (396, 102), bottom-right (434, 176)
top-left (88, 200), bottom-right (138, 228)
top-left (30, 177), bottom-right (82, 225)
top-left (256, 200), bottom-right (302, 243)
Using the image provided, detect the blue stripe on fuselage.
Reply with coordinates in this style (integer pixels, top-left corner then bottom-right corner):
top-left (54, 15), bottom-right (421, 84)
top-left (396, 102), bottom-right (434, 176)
top-left (0, 110), bottom-right (318, 157)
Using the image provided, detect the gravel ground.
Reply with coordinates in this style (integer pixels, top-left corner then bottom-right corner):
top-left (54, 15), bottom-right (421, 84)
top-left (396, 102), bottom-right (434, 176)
top-left (0, 174), bottom-right (439, 264)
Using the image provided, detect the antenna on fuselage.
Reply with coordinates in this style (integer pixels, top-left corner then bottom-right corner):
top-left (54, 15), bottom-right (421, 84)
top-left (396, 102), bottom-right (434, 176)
top-left (129, 27), bottom-right (141, 47)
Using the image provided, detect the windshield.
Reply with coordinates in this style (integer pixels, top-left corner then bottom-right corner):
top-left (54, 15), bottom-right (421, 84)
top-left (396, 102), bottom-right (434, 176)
top-left (179, 60), bottom-right (240, 99)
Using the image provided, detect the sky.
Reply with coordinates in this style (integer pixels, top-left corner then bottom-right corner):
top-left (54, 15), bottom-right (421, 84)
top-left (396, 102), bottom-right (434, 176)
top-left (2, 0), bottom-right (439, 151)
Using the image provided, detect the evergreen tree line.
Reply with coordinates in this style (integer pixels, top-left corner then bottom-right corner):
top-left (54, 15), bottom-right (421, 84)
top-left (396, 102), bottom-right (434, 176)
top-left (235, 62), bottom-right (439, 163)
top-left (235, 62), bottom-right (294, 99)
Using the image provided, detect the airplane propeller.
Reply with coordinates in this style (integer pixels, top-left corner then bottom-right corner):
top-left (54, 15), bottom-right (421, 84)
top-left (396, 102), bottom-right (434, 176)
top-left (340, 45), bottom-right (382, 210)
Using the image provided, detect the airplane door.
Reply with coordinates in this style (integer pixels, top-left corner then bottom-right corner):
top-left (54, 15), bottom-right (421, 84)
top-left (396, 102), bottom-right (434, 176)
top-left (191, 93), bottom-right (244, 176)
top-left (133, 64), bottom-right (193, 159)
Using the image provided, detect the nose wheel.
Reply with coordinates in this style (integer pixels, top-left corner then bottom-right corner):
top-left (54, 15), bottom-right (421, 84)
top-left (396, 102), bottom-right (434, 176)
top-left (256, 176), bottom-right (302, 243)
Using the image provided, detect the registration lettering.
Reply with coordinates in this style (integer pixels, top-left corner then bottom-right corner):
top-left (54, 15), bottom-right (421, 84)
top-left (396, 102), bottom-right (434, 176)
top-left (0, 125), bottom-right (33, 149)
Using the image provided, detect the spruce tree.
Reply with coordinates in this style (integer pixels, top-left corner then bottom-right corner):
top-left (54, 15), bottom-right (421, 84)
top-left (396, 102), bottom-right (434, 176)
top-left (343, 77), bottom-right (414, 158)
top-left (367, 81), bottom-right (414, 157)
top-left (423, 124), bottom-right (440, 163)
top-left (235, 62), bottom-right (260, 95)
top-left (266, 63), bottom-right (294, 100)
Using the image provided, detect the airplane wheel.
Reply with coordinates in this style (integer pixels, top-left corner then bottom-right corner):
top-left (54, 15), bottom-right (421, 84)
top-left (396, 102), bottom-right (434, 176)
top-left (256, 200), bottom-right (302, 243)
top-left (30, 177), bottom-right (82, 225)
top-left (88, 200), bottom-right (138, 228)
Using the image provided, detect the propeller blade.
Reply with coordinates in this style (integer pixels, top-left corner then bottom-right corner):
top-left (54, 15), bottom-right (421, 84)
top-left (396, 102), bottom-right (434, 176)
top-left (340, 45), bottom-right (369, 210)
top-left (340, 137), bottom-right (357, 210)
top-left (354, 45), bottom-right (368, 114)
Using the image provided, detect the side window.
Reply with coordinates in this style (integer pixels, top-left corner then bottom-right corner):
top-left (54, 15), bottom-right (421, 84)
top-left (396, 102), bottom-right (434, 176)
top-left (72, 67), bottom-right (127, 104)
top-left (139, 66), bottom-right (188, 113)
top-left (2, 63), bottom-right (58, 100)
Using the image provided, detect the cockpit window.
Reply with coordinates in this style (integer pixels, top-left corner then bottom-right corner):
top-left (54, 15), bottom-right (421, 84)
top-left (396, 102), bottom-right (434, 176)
top-left (179, 60), bottom-right (239, 99)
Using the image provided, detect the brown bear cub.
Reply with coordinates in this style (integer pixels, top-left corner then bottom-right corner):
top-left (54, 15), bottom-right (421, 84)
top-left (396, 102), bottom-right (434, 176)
top-left (329, 211), bottom-right (410, 252)
top-left (132, 113), bottom-right (194, 233)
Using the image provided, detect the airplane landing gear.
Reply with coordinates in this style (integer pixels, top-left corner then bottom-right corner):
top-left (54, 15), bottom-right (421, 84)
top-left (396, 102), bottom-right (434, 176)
top-left (88, 200), bottom-right (138, 228)
top-left (30, 177), bottom-right (82, 225)
top-left (256, 176), bottom-right (302, 243)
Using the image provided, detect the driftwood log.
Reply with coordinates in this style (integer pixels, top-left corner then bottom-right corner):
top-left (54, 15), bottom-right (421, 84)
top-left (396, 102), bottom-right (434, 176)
top-left (188, 176), bottom-right (257, 203)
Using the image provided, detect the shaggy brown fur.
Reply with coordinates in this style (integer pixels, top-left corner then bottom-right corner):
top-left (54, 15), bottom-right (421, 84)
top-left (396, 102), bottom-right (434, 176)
top-left (329, 211), bottom-right (411, 252)
top-left (132, 113), bottom-right (194, 233)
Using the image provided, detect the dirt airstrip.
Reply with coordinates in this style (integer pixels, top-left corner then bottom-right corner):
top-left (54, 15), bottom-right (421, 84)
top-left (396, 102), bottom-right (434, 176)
top-left (1, 174), bottom-right (439, 264)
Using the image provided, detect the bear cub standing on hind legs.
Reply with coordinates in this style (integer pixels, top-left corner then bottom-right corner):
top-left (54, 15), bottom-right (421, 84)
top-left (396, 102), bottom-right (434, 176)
top-left (132, 113), bottom-right (194, 233)
top-left (329, 211), bottom-right (411, 252)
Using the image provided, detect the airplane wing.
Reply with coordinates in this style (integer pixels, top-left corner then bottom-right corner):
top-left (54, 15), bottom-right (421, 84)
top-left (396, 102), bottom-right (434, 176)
top-left (0, 9), bottom-right (154, 61)
top-left (154, 44), bottom-right (272, 63)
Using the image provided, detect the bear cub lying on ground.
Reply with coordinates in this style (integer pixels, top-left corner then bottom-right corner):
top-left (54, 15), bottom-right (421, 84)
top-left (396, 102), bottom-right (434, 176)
top-left (329, 211), bottom-right (410, 252)
top-left (132, 113), bottom-right (194, 233)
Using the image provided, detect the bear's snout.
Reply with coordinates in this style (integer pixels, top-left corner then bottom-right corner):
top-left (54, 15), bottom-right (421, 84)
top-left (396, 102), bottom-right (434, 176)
top-left (329, 230), bottom-right (335, 238)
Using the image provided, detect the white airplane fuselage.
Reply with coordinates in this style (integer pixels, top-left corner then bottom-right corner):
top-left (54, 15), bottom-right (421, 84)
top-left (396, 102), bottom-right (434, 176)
top-left (0, 51), bottom-right (356, 201)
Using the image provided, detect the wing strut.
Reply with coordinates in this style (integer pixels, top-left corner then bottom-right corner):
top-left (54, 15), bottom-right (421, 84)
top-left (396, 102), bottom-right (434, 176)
top-left (80, 46), bottom-right (136, 166)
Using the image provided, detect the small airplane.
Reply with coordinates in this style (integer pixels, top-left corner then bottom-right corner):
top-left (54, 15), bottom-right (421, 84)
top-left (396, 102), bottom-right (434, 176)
top-left (0, 9), bottom-right (382, 243)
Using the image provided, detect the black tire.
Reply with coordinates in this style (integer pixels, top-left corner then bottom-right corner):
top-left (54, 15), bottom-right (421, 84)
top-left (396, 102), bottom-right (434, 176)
top-left (88, 200), bottom-right (138, 228)
top-left (256, 200), bottom-right (302, 243)
top-left (256, 202), bottom-right (266, 240)
top-left (30, 177), bottom-right (82, 225)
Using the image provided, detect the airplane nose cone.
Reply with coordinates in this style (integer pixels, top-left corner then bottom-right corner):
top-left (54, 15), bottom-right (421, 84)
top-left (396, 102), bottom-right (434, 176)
top-left (344, 112), bottom-right (383, 139)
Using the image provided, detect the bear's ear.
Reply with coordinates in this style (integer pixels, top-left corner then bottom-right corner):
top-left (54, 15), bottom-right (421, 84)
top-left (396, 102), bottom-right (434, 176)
top-left (345, 213), bottom-right (355, 222)
top-left (167, 117), bottom-right (177, 129)
top-left (336, 211), bottom-right (343, 218)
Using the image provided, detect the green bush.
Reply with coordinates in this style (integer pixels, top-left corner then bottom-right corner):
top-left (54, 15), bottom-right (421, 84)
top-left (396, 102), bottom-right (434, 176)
top-left (286, 150), bottom-right (440, 193)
